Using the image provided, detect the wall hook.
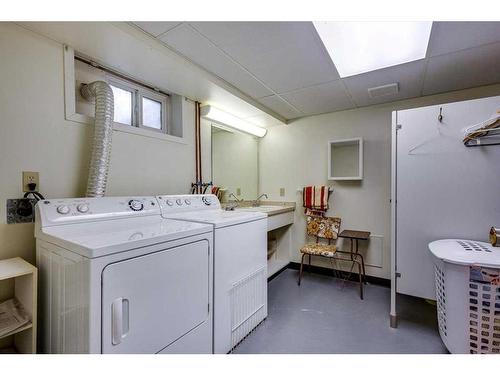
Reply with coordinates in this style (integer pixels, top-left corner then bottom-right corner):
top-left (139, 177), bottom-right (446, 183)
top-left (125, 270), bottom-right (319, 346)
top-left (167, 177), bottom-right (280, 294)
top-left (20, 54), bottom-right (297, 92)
top-left (438, 107), bottom-right (443, 123)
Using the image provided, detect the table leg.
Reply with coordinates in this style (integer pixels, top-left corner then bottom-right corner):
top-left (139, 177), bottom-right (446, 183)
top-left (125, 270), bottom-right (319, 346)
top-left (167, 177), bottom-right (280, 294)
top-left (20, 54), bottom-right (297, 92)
top-left (358, 261), bottom-right (364, 300)
top-left (354, 239), bottom-right (367, 284)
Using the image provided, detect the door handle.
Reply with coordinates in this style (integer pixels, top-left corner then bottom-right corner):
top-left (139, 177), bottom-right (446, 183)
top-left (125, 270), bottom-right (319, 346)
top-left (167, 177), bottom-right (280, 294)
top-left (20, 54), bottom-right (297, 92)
top-left (112, 297), bottom-right (129, 345)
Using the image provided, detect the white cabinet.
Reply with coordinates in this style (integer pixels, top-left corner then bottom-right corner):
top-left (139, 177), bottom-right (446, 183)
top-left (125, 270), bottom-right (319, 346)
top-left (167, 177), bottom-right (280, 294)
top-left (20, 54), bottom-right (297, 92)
top-left (328, 138), bottom-right (363, 180)
top-left (0, 257), bottom-right (37, 354)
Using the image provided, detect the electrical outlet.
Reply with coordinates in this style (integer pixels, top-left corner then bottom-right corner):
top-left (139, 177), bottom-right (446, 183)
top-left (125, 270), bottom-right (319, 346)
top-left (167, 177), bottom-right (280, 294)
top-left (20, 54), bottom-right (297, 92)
top-left (236, 188), bottom-right (241, 196)
top-left (280, 188), bottom-right (285, 197)
top-left (22, 171), bottom-right (39, 192)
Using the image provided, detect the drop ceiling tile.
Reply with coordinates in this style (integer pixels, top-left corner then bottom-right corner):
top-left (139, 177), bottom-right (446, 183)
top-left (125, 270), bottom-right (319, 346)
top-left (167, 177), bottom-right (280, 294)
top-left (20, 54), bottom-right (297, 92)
top-left (343, 60), bottom-right (426, 107)
top-left (189, 22), bottom-right (339, 93)
top-left (428, 22), bottom-right (500, 57)
top-left (257, 95), bottom-right (302, 120)
top-left (423, 42), bottom-right (500, 95)
top-left (159, 24), bottom-right (273, 99)
top-left (280, 80), bottom-right (354, 115)
top-left (134, 22), bottom-right (181, 37)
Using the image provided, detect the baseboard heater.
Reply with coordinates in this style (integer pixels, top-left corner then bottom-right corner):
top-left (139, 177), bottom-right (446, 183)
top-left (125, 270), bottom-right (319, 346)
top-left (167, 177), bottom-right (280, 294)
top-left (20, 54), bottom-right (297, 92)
top-left (229, 266), bottom-right (267, 350)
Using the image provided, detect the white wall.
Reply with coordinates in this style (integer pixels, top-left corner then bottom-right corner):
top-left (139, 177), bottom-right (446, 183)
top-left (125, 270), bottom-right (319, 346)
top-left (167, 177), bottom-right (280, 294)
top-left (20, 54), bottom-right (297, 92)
top-left (212, 129), bottom-right (258, 200)
top-left (200, 119), bottom-right (212, 186)
top-left (0, 23), bottom-right (196, 268)
top-left (259, 83), bottom-right (500, 279)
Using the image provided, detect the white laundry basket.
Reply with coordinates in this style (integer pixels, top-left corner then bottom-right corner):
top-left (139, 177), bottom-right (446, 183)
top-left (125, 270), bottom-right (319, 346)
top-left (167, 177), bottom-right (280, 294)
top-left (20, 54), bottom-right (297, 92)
top-left (429, 239), bottom-right (500, 354)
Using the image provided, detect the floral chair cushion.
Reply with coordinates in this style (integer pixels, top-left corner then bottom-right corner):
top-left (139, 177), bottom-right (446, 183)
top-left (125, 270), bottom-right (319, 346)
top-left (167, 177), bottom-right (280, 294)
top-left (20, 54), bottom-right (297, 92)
top-left (306, 216), bottom-right (341, 240)
top-left (300, 243), bottom-right (337, 257)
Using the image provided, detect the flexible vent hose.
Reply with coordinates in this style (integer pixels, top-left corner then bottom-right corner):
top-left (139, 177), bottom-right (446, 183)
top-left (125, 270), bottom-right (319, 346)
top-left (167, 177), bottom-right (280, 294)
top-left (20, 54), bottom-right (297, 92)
top-left (80, 81), bottom-right (114, 197)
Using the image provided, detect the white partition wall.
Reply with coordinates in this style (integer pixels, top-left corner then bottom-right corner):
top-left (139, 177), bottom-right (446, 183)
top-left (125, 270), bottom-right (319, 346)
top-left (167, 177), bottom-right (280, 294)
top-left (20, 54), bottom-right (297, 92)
top-left (391, 95), bottom-right (500, 325)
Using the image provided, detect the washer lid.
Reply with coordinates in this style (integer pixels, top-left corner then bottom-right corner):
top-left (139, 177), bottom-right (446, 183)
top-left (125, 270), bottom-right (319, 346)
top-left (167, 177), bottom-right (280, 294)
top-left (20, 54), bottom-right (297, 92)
top-left (429, 239), bottom-right (500, 267)
top-left (36, 216), bottom-right (212, 258)
top-left (163, 209), bottom-right (266, 228)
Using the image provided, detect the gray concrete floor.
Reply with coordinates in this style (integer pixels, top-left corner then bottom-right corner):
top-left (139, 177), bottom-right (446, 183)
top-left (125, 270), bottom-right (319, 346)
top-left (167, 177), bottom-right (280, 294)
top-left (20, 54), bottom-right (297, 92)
top-left (233, 269), bottom-right (448, 354)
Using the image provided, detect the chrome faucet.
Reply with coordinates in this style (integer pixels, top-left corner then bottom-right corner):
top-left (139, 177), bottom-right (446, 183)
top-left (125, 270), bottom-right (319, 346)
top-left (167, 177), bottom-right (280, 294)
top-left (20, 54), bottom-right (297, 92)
top-left (253, 193), bottom-right (268, 207)
top-left (228, 192), bottom-right (243, 202)
top-left (225, 192), bottom-right (242, 211)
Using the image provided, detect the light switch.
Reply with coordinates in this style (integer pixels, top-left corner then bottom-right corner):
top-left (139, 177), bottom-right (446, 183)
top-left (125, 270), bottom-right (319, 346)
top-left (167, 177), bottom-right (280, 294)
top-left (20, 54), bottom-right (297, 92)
top-left (236, 188), bottom-right (241, 196)
top-left (22, 171), bottom-right (39, 192)
top-left (280, 188), bottom-right (285, 197)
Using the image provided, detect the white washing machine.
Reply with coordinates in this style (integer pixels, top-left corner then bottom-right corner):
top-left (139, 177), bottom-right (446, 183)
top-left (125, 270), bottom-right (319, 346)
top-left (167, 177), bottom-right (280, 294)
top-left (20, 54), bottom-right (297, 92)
top-left (35, 196), bottom-right (213, 354)
top-left (156, 194), bottom-right (268, 353)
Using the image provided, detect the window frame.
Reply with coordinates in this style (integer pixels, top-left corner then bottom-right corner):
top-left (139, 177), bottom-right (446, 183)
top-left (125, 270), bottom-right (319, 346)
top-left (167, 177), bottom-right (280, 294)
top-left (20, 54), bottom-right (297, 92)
top-left (107, 77), bottom-right (137, 128)
top-left (137, 89), bottom-right (169, 134)
top-left (64, 46), bottom-right (185, 144)
top-left (106, 75), bottom-right (170, 135)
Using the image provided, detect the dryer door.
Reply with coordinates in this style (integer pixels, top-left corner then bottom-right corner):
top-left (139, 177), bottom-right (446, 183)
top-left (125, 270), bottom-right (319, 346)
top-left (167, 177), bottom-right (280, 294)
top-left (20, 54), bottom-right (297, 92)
top-left (101, 240), bottom-right (210, 353)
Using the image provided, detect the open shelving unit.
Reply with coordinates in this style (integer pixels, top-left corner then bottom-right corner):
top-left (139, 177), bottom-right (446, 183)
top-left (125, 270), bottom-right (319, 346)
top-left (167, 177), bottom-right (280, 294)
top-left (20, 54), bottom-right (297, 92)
top-left (0, 257), bottom-right (37, 354)
top-left (267, 223), bottom-right (293, 278)
top-left (328, 138), bottom-right (363, 181)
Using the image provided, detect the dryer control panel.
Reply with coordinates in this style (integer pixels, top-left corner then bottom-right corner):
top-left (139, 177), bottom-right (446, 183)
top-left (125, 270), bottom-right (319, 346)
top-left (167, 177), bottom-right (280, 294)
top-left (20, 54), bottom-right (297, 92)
top-left (156, 194), bottom-right (221, 214)
top-left (36, 196), bottom-right (160, 227)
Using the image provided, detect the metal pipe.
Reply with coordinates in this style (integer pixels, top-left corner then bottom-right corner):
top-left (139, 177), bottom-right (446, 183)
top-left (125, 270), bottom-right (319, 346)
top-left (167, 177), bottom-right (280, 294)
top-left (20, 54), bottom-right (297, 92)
top-left (80, 81), bottom-right (114, 197)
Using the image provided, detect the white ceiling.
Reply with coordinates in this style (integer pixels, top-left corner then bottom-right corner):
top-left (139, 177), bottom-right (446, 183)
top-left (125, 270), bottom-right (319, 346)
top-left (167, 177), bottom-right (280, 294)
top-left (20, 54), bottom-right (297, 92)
top-left (133, 21), bottom-right (500, 122)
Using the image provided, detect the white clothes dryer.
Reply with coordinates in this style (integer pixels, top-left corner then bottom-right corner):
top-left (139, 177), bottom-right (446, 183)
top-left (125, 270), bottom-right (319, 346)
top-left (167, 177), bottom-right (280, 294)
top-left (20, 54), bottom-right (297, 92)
top-left (35, 196), bottom-right (213, 354)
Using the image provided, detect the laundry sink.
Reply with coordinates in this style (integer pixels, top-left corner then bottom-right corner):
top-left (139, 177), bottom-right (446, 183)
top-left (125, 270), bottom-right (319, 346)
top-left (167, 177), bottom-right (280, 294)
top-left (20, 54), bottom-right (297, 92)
top-left (236, 204), bottom-right (295, 229)
top-left (237, 205), bottom-right (283, 213)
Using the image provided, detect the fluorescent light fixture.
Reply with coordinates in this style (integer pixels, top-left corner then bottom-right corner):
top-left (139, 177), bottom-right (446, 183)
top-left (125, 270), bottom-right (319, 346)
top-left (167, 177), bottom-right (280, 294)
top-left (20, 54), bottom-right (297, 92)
top-left (200, 106), bottom-right (267, 138)
top-left (313, 22), bottom-right (432, 77)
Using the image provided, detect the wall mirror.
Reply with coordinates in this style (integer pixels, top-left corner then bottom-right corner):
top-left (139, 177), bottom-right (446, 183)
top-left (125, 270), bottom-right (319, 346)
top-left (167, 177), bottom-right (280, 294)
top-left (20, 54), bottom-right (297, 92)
top-left (202, 121), bottom-right (259, 202)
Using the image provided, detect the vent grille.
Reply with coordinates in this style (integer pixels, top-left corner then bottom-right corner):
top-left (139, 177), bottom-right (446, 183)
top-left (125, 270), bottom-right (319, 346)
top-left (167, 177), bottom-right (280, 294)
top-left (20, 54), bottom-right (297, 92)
top-left (435, 265), bottom-right (447, 337)
top-left (367, 83), bottom-right (399, 98)
top-left (457, 240), bottom-right (491, 252)
top-left (468, 279), bottom-right (500, 354)
top-left (229, 266), bottom-right (267, 350)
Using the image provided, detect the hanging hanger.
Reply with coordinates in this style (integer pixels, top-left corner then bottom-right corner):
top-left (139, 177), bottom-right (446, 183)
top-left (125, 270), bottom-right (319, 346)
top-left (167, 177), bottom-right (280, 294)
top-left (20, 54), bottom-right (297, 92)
top-left (407, 107), bottom-right (458, 155)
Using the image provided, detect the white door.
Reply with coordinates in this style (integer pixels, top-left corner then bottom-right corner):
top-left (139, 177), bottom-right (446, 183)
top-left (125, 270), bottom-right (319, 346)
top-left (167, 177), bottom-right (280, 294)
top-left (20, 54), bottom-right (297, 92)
top-left (101, 240), bottom-right (210, 353)
top-left (395, 96), bottom-right (500, 299)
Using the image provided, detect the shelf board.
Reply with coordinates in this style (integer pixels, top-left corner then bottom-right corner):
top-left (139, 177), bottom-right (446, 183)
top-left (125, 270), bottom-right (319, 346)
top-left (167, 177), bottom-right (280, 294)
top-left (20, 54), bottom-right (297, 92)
top-left (0, 322), bottom-right (33, 340)
top-left (0, 258), bottom-right (36, 281)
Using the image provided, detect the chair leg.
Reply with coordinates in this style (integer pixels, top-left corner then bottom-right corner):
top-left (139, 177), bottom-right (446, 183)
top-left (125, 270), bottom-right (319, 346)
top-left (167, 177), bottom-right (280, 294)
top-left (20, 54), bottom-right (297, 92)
top-left (298, 253), bottom-right (306, 286)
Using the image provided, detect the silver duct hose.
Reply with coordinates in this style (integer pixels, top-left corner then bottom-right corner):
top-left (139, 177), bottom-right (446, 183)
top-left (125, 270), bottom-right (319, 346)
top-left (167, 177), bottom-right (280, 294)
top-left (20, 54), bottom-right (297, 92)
top-left (80, 81), bottom-right (114, 197)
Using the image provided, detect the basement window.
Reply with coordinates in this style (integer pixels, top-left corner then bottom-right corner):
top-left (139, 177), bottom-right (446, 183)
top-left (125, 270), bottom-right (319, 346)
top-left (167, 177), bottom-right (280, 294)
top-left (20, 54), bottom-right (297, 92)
top-left (110, 84), bottom-right (133, 126)
top-left (107, 77), bottom-right (170, 134)
top-left (64, 45), bottom-right (185, 142)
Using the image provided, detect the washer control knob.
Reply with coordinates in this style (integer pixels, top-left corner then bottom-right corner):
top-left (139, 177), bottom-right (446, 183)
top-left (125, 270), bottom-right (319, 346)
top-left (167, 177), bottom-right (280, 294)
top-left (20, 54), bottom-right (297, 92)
top-left (57, 205), bottom-right (70, 214)
top-left (202, 196), bottom-right (212, 206)
top-left (166, 200), bottom-right (174, 206)
top-left (184, 199), bottom-right (191, 205)
top-left (176, 199), bottom-right (183, 206)
top-left (128, 199), bottom-right (144, 211)
top-left (77, 204), bottom-right (89, 213)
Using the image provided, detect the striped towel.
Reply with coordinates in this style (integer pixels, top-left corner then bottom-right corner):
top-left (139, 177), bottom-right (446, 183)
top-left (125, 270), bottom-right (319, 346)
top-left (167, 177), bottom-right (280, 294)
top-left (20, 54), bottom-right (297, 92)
top-left (211, 186), bottom-right (223, 201)
top-left (302, 186), bottom-right (330, 213)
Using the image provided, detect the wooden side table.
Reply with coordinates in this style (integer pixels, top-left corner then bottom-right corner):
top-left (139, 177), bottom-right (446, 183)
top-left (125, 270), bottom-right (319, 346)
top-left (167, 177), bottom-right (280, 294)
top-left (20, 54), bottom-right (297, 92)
top-left (338, 230), bottom-right (370, 299)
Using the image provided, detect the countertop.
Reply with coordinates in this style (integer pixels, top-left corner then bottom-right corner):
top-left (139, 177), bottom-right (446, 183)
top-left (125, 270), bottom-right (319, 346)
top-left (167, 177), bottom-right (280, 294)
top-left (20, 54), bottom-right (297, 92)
top-left (222, 201), bottom-right (296, 216)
